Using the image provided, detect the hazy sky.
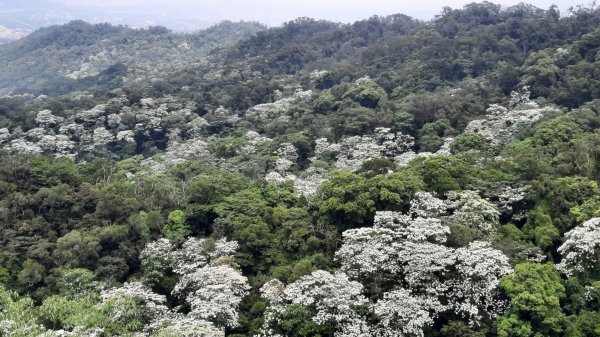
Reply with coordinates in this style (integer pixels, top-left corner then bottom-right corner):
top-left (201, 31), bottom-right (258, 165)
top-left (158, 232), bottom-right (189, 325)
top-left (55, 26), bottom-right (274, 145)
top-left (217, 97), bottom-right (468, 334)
top-left (47, 0), bottom-right (586, 25)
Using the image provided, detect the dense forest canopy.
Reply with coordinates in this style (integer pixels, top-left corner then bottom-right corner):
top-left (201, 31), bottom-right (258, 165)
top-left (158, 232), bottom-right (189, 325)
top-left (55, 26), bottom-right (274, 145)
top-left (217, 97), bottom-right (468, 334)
top-left (1, 1), bottom-right (600, 336)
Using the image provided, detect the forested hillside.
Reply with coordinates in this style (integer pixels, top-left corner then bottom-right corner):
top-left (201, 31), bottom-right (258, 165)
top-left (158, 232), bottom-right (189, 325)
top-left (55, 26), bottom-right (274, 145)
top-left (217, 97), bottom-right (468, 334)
top-left (0, 20), bottom-right (266, 95)
top-left (1, 2), bottom-right (600, 336)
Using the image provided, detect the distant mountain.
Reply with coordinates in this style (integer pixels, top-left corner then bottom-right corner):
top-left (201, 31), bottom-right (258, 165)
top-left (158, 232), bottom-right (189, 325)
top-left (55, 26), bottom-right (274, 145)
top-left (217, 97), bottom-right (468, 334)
top-left (0, 1), bottom-right (221, 33)
top-left (0, 24), bottom-right (27, 44)
top-left (0, 20), bottom-right (266, 95)
top-left (0, 0), bottom-right (75, 32)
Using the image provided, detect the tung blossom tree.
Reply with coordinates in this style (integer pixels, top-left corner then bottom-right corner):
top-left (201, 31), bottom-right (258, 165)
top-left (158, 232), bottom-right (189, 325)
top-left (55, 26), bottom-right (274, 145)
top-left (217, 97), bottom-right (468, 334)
top-left (101, 236), bottom-right (250, 335)
top-left (557, 217), bottom-right (600, 276)
top-left (260, 200), bottom-right (512, 337)
top-left (173, 264), bottom-right (250, 328)
top-left (464, 88), bottom-right (559, 148)
top-left (265, 142), bottom-right (329, 197)
top-left (259, 270), bottom-right (370, 337)
top-left (372, 288), bottom-right (442, 337)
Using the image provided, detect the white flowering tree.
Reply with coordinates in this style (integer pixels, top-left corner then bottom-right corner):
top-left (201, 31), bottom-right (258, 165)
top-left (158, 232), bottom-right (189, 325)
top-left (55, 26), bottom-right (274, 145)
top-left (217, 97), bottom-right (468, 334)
top-left (409, 191), bottom-right (501, 235)
top-left (173, 264), bottom-right (250, 328)
top-left (137, 236), bottom-right (249, 332)
top-left (151, 315), bottom-right (224, 337)
top-left (372, 288), bottom-right (443, 337)
top-left (100, 281), bottom-right (170, 323)
top-left (275, 142), bottom-right (298, 173)
top-left (334, 208), bottom-right (512, 335)
top-left (311, 128), bottom-right (415, 173)
top-left (446, 191), bottom-right (501, 234)
top-left (245, 89), bottom-right (312, 122)
top-left (557, 217), bottom-right (600, 276)
top-left (336, 211), bottom-right (451, 291)
top-left (409, 191), bottom-right (448, 218)
top-left (449, 241), bottom-right (512, 324)
top-left (99, 280), bottom-right (225, 336)
top-left (464, 90), bottom-right (559, 148)
top-left (139, 238), bottom-right (173, 287)
top-left (259, 270), bottom-right (369, 337)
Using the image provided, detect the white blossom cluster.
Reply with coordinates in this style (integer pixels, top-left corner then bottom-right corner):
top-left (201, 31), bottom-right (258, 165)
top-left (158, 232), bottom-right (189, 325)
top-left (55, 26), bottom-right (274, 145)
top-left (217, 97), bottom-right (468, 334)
top-left (100, 281), bottom-right (170, 320)
top-left (99, 280), bottom-right (225, 337)
top-left (237, 130), bottom-right (271, 156)
top-left (173, 264), bottom-right (251, 328)
top-left (490, 185), bottom-right (528, 221)
top-left (495, 185), bottom-right (527, 213)
top-left (409, 191), bottom-right (448, 218)
top-left (1, 95), bottom-right (207, 162)
top-left (313, 128), bottom-right (415, 172)
top-left (141, 137), bottom-right (211, 172)
top-left (464, 99), bottom-right (558, 148)
top-left (98, 236), bottom-right (248, 335)
top-left (259, 193), bottom-right (511, 337)
top-left (292, 167), bottom-right (330, 197)
top-left (335, 206), bottom-right (511, 335)
top-left (245, 89), bottom-right (312, 122)
top-left (557, 217), bottom-right (600, 276)
top-left (274, 142), bottom-right (298, 173)
top-left (450, 241), bottom-right (513, 323)
top-left (0, 128), bottom-right (10, 144)
top-left (65, 51), bottom-right (111, 80)
top-left (7, 138), bottom-right (43, 155)
top-left (265, 142), bottom-right (329, 197)
top-left (139, 238), bottom-right (174, 286)
top-left (411, 191), bottom-right (501, 234)
top-left (394, 138), bottom-right (454, 168)
top-left (0, 319), bottom-right (46, 337)
top-left (509, 85), bottom-right (539, 110)
top-left (147, 315), bottom-right (224, 337)
top-left (259, 270), bottom-right (369, 336)
top-left (333, 135), bottom-right (386, 172)
top-left (35, 110), bottom-right (64, 127)
top-left (446, 190), bottom-right (501, 234)
top-left (309, 70), bottom-right (330, 81)
top-left (374, 127), bottom-right (415, 157)
top-left (372, 288), bottom-right (440, 337)
top-left (265, 167), bottom-right (329, 197)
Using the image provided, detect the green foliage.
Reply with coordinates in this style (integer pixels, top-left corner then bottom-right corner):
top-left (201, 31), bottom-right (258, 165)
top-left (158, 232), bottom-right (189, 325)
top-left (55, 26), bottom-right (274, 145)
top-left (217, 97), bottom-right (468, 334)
top-left (450, 132), bottom-right (488, 154)
top-left (17, 259), bottom-right (46, 290)
top-left (342, 78), bottom-right (388, 108)
top-left (209, 136), bottom-right (248, 158)
top-left (498, 263), bottom-right (566, 336)
top-left (418, 119), bottom-right (456, 152)
top-left (531, 176), bottom-right (600, 233)
top-left (99, 297), bottom-right (149, 335)
top-left (317, 169), bottom-right (423, 229)
top-left (522, 208), bottom-right (560, 250)
top-left (497, 314), bottom-right (533, 337)
top-left (0, 286), bottom-right (42, 336)
top-left (317, 171), bottom-right (376, 228)
top-left (276, 304), bottom-right (328, 337)
top-left (57, 268), bottom-right (98, 299)
top-left (163, 210), bottom-right (191, 245)
top-left (571, 196), bottom-right (600, 222)
top-left (312, 90), bottom-right (338, 113)
top-left (0, 267), bottom-right (9, 286)
top-left (441, 321), bottom-right (486, 337)
top-left (412, 156), bottom-right (474, 194)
